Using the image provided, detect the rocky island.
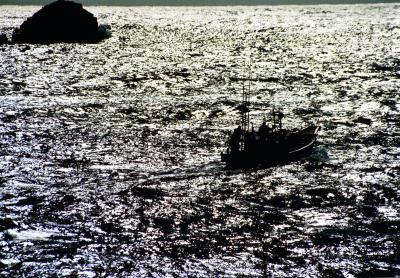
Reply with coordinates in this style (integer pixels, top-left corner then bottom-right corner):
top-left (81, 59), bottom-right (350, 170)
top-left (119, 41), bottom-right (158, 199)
top-left (12, 0), bottom-right (110, 44)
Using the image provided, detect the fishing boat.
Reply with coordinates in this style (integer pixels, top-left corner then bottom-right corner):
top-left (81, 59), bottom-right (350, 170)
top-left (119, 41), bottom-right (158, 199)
top-left (221, 80), bottom-right (320, 169)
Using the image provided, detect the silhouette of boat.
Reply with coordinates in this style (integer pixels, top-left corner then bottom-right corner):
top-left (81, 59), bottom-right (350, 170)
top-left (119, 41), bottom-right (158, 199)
top-left (221, 79), bottom-right (320, 169)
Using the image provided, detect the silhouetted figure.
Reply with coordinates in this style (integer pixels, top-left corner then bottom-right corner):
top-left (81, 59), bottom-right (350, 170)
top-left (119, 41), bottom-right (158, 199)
top-left (229, 126), bottom-right (242, 153)
top-left (0, 34), bottom-right (8, 44)
top-left (258, 121), bottom-right (271, 141)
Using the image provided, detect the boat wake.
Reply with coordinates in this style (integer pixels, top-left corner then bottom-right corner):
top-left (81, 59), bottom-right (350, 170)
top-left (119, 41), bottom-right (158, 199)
top-left (307, 145), bottom-right (330, 163)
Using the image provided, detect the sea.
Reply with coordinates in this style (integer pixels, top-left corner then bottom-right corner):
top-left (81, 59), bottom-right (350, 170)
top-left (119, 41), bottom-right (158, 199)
top-left (0, 3), bottom-right (399, 277)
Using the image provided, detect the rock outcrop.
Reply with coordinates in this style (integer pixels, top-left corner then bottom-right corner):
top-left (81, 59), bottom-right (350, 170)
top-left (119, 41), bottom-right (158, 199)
top-left (12, 0), bottom-right (110, 44)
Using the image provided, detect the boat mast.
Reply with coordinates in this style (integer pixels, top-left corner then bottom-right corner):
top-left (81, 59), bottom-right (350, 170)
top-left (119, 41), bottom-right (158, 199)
top-left (240, 66), bottom-right (250, 133)
top-left (243, 87), bottom-right (250, 132)
top-left (247, 69), bottom-right (251, 131)
top-left (237, 64), bottom-right (251, 151)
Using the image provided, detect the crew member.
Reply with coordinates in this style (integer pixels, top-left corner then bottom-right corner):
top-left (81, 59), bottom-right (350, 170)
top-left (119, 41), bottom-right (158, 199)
top-left (230, 126), bottom-right (241, 153)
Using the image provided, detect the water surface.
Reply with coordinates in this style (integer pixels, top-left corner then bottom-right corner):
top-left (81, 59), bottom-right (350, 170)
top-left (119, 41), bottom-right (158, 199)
top-left (0, 4), bottom-right (399, 277)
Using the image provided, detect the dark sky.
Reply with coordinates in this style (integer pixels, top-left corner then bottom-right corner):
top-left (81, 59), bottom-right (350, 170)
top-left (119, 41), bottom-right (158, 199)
top-left (0, 0), bottom-right (398, 5)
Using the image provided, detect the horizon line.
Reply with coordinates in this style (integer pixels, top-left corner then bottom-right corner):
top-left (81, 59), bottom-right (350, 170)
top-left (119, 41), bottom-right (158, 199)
top-left (0, 0), bottom-right (399, 6)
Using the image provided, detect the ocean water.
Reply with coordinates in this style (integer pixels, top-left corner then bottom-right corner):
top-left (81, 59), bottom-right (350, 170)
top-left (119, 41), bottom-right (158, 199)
top-left (0, 4), bottom-right (399, 277)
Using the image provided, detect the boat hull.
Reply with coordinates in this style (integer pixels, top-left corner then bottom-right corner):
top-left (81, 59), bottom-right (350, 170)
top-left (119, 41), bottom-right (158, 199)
top-left (221, 126), bottom-right (320, 169)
